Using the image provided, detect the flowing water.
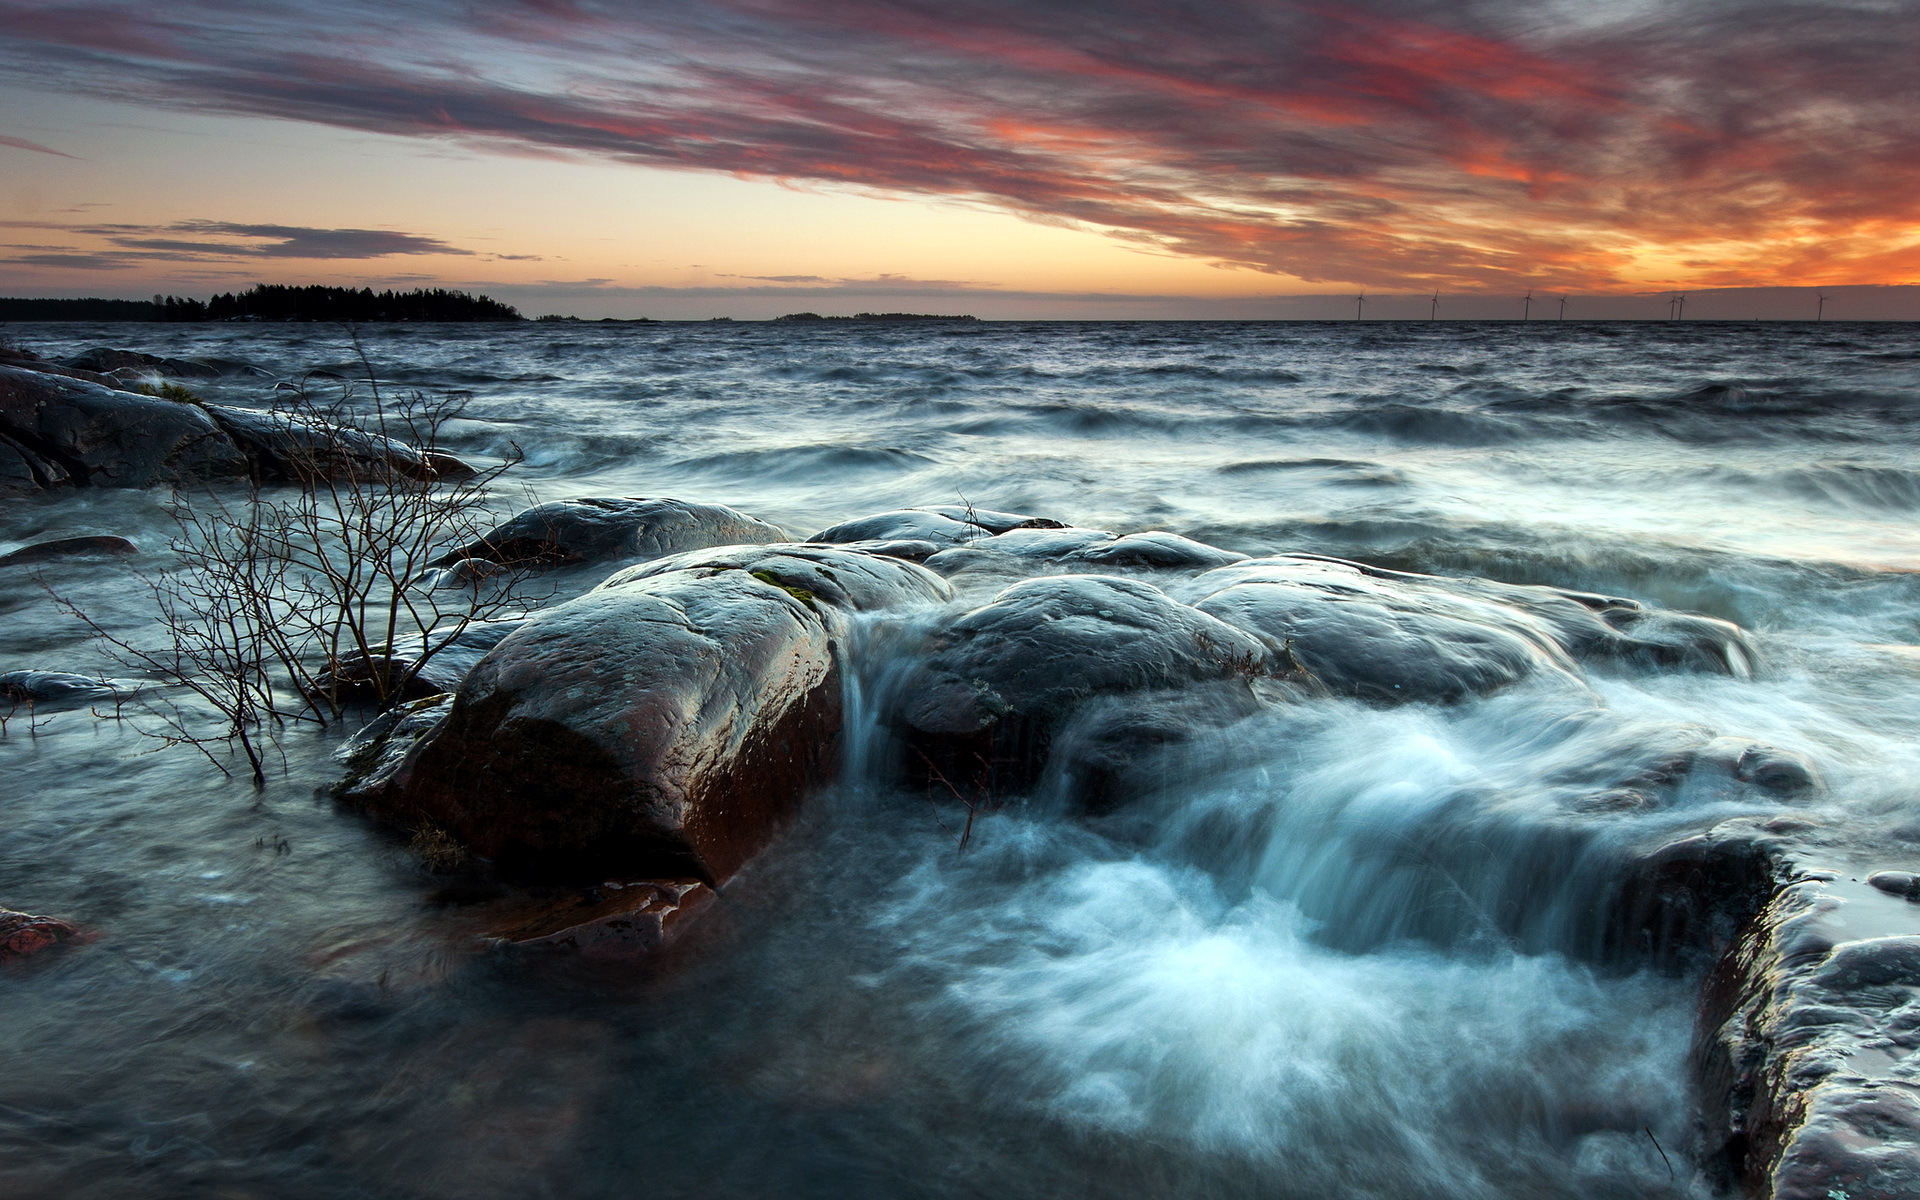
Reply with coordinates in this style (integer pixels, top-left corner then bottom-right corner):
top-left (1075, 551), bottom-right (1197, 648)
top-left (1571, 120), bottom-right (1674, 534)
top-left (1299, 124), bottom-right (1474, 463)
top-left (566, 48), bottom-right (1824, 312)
top-left (3, 320), bottom-right (1919, 1198)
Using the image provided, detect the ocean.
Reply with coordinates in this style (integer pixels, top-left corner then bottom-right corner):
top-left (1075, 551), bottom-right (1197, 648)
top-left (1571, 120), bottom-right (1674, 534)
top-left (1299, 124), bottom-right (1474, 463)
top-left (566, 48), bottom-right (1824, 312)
top-left (3, 319), bottom-right (1918, 1198)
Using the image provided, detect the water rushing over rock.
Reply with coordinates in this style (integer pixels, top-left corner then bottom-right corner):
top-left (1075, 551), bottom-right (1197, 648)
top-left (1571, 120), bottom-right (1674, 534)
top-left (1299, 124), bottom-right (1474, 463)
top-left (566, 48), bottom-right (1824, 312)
top-left (3, 320), bottom-right (1920, 1198)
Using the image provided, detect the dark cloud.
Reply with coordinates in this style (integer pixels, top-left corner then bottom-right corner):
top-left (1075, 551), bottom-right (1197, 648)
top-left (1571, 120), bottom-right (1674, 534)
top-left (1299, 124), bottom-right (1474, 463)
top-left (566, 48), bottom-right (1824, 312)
top-left (0, 133), bottom-right (77, 157)
top-left (1, 1), bottom-right (1916, 287)
top-left (0, 219), bottom-right (473, 267)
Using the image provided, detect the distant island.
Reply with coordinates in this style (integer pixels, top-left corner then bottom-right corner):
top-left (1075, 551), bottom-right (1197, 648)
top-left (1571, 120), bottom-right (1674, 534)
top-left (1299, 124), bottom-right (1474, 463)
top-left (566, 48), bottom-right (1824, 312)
top-left (773, 312), bottom-right (979, 322)
top-left (1, 285), bottom-right (524, 323)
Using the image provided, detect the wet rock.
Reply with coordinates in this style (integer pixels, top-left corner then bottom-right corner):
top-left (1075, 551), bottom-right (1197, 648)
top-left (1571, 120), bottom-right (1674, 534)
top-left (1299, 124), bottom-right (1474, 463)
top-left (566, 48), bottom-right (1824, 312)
top-left (1867, 871), bottom-right (1920, 901)
top-left (0, 908), bottom-right (81, 964)
top-left (1282, 554), bottom-right (1756, 676)
top-left (321, 620), bottom-right (527, 704)
top-left (434, 496), bottom-right (787, 573)
top-left (1697, 862), bottom-right (1920, 1198)
top-left (335, 694), bottom-right (455, 801)
top-left (1184, 555), bottom-right (1585, 703)
top-left (350, 564), bottom-right (845, 883)
top-left (897, 574), bottom-right (1273, 800)
top-left (0, 535), bottom-right (138, 567)
top-left (924, 526), bottom-right (1249, 577)
top-left (64, 347), bottom-right (268, 379)
top-left (204, 404), bottom-right (476, 483)
top-left (0, 363), bottom-right (249, 489)
top-left (826, 537), bottom-right (943, 563)
top-left (597, 541), bottom-right (952, 615)
top-left (0, 670), bottom-right (124, 710)
top-left (809, 504), bottom-right (1065, 547)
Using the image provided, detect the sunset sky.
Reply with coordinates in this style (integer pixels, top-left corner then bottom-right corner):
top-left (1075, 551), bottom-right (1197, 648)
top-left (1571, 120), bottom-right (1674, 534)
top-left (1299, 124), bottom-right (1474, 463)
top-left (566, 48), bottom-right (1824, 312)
top-left (3, 0), bottom-right (1918, 319)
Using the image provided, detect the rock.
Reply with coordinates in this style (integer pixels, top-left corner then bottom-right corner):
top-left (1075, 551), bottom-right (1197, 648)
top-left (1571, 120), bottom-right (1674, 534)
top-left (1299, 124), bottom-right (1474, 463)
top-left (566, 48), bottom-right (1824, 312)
top-left (64, 348), bottom-right (266, 379)
top-left (923, 526), bottom-right (1248, 576)
top-left (0, 670), bottom-right (124, 710)
top-left (1183, 555), bottom-right (1585, 703)
top-left (204, 404), bottom-right (476, 483)
top-left (1697, 860), bottom-right (1920, 1199)
top-left (0, 363), bottom-right (249, 490)
top-left (808, 504), bottom-right (1065, 546)
top-left (0, 908), bottom-right (81, 964)
top-left (349, 564), bottom-right (845, 883)
top-left (596, 541), bottom-right (952, 616)
top-left (896, 574), bottom-right (1274, 800)
top-left (486, 880), bottom-right (715, 959)
top-left (1867, 871), bottom-right (1920, 901)
top-left (433, 497), bottom-right (787, 573)
top-left (318, 620), bottom-right (525, 704)
top-left (0, 535), bottom-right (138, 567)
top-left (1281, 554), bottom-right (1756, 676)
top-left (334, 694), bottom-right (457, 801)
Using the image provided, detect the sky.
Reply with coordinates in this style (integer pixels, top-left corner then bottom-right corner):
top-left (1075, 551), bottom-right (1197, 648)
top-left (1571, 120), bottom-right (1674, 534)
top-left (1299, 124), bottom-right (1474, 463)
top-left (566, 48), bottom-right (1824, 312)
top-left (2, 0), bottom-right (1918, 319)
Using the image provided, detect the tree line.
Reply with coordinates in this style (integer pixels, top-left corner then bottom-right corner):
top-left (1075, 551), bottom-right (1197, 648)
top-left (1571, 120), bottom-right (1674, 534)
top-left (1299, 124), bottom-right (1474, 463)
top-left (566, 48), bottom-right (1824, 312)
top-left (0, 286), bottom-right (524, 322)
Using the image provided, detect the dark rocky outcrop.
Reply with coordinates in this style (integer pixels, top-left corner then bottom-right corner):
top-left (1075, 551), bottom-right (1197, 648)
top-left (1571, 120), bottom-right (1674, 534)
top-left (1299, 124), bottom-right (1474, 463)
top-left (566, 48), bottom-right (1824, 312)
top-left (1692, 837), bottom-right (1920, 1199)
top-left (432, 497), bottom-right (788, 575)
top-left (0, 535), bottom-right (138, 567)
top-left (319, 620), bottom-right (527, 704)
top-left (0, 360), bottom-right (465, 492)
top-left (0, 363), bottom-right (248, 493)
top-left (64, 347), bottom-right (269, 380)
top-left (0, 908), bottom-right (81, 964)
top-left (346, 547), bottom-right (949, 884)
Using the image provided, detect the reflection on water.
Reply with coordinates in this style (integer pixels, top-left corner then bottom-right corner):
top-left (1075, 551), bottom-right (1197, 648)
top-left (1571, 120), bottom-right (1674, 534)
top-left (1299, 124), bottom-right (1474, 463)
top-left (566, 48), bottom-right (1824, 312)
top-left (4, 321), bottom-right (1919, 1197)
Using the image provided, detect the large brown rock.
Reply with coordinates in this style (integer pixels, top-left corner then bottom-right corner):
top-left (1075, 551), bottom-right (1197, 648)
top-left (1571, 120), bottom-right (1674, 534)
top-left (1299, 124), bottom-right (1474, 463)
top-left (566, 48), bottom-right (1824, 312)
top-left (352, 546), bottom-right (948, 883)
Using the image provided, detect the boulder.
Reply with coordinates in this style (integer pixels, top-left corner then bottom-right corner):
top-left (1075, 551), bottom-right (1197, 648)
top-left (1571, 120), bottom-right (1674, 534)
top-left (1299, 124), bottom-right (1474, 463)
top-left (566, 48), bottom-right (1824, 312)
top-left (1184, 555), bottom-right (1586, 703)
top-left (0, 908), bottom-right (81, 964)
top-left (1279, 554), bottom-right (1755, 676)
top-left (204, 404), bottom-right (476, 483)
top-left (0, 535), bottom-right (138, 567)
top-left (433, 497), bottom-right (787, 573)
top-left (0, 363), bottom-right (249, 489)
top-left (350, 564), bottom-right (845, 883)
top-left (485, 880), bottom-right (715, 960)
top-left (896, 574), bottom-right (1274, 800)
top-left (808, 504), bottom-right (1065, 547)
top-left (596, 541), bottom-right (952, 616)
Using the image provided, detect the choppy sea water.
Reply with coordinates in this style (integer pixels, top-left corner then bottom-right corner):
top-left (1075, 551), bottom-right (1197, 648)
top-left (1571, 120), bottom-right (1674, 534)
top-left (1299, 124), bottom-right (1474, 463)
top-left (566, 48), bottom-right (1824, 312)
top-left (3, 320), bottom-right (1918, 1199)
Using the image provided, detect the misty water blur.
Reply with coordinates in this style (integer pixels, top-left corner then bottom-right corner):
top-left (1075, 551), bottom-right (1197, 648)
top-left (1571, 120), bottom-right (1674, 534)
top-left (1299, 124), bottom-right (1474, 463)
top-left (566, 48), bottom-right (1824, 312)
top-left (3, 320), bottom-right (1918, 1198)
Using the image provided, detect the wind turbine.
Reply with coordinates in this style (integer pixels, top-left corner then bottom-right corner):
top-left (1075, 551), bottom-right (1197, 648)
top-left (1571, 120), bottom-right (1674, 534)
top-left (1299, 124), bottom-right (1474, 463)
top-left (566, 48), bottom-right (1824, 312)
top-left (1523, 289), bottom-right (1534, 321)
top-left (1817, 291), bottom-right (1828, 322)
top-left (1558, 296), bottom-right (1569, 320)
top-left (1355, 293), bottom-right (1367, 321)
top-left (1675, 292), bottom-right (1688, 321)
top-left (1430, 290), bottom-right (1440, 321)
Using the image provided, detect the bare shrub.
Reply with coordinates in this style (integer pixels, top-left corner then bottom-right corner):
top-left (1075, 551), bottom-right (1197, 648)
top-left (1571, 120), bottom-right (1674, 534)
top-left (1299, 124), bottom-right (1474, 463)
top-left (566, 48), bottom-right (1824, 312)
top-left (55, 375), bottom-right (537, 785)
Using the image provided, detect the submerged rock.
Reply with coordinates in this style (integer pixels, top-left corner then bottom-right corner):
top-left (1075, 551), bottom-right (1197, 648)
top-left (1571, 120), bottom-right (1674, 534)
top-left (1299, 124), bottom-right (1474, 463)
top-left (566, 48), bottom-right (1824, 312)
top-left (64, 347), bottom-right (268, 379)
top-left (0, 670), bottom-right (125, 710)
top-left (485, 880), bottom-right (715, 960)
top-left (0, 908), bottom-right (81, 964)
top-left (433, 496), bottom-right (787, 574)
top-left (0, 535), bottom-right (138, 567)
top-left (923, 527), bottom-right (1248, 577)
top-left (319, 620), bottom-right (526, 703)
